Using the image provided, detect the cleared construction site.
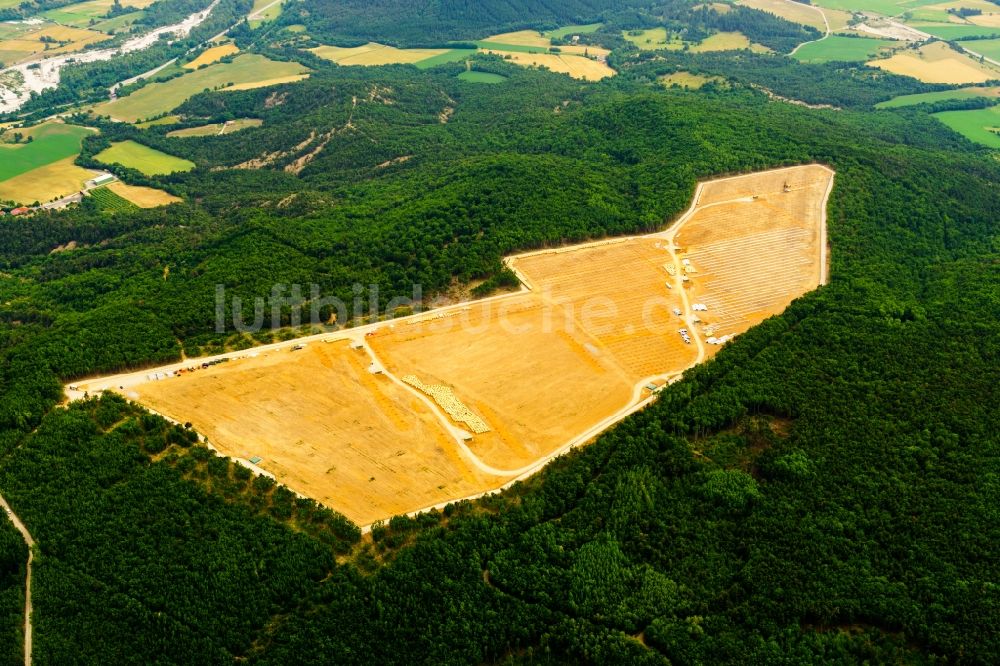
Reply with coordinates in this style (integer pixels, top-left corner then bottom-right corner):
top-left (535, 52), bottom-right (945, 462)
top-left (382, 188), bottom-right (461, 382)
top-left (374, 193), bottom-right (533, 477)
top-left (67, 165), bottom-right (834, 527)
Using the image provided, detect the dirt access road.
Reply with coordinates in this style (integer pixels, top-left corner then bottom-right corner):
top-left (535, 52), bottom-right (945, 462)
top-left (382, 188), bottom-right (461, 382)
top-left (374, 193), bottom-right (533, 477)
top-left (0, 493), bottom-right (34, 666)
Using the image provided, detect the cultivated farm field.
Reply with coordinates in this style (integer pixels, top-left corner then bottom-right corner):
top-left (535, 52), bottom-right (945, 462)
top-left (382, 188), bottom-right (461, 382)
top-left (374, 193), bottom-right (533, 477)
top-left (106, 181), bottom-right (181, 207)
top-left (91, 55), bottom-right (310, 122)
top-left (738, 0), bottom-right (851, 32)
top-left (42, 0), bottom-right (154, 29)
top-left (0, 157), bottom-right (96, 204)
top-left (0, 23), bottom-right (108, 65)
top-left (457, 71), bottom-right (507, 84)
top-left (166, 118), bottom-right (262, 137)
top-left (868, 41), bottom-right (1000, 83)
top-left (0, 122), bottom-right (96, 203)
top-left (184, 43), bottom-right (239, 69)
top-left (479, 49), bottom-right (614, 80)
top-left (308, 28), bottom-right (613, 79)
top-left (0, 121), bottom-right (92, 180)
top-left (71, 166), bottom-right (834, 526)
top-left (794, 35), bottom-right (897, 63)
top-left (933, 105), bottom-right (1000, 147)
top-left (876, 86), bottom-right (1000, 108)
top-left (94, 140), bottom-right (194, 175)
top-left (311, 43), bottom-right (453, 66)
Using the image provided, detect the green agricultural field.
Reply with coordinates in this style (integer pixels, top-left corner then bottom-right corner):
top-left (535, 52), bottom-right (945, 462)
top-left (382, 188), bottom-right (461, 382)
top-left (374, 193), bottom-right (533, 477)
top-left (914, 24), bottom-right (1000, 40)
top-left (545, 23), bottom-right (602, 39)
top-left (933, 105), bottom-right (1000, 147)
top-left (167, 118), bottom-right (263, 137)
top-left (876, 86), bottom-right (1000, 108)
top-left (622, 27), bottom-right (676, 50)
top-left (473, 40), bottom-right (552, 53)
top-left (94, 140), bottom-right (195, 175)
top-left (457, 70), bottom-right (507, 83)
top-left (793, 35), bottom-right (897, 63)
top-left (413, 48), bottom-right (475, 69)
top-left (248, 0), bottom-right (283, 28)
top-left (88, 185), bottom-right (139, 212)
top-left (136, 115), bottom-right (181, 128)
top-left (92, 55), bottom-right (309, 123)
top-left (810, 0), bottom-right (941, 16)
top-left (962, 37), bottom-right (1000, 62)
top-left (91, 11), bottom-right (144, 33)
top-left (0, 122), bottom-right (91, 181)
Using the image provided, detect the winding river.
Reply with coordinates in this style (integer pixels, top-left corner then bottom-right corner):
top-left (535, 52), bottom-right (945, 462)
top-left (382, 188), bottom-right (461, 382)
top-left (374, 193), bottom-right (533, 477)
top-left (0, 0), bottom-right (221, 114)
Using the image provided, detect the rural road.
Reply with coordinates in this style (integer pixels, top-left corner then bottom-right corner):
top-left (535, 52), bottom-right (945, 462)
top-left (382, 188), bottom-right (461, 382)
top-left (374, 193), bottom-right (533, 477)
top-left (64, 164), bottom-right (835, 533)
top-left (40, 170), bottom-right (117, 210)
top-left (788, 0), bottom-right (831, 57)
top-left (0, 493), bottom-right (34, 666)
top-left (109, 58), bottom-right (178, 99)
top-left (247, 0), bottom-right (283, 22)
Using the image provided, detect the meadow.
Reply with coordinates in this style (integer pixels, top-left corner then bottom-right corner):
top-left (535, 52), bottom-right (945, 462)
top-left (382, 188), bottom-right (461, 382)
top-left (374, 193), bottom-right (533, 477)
top-left (42, 0), bottom-right (154, 29)
top-left (412, 49), bottom-right (474, 69)
top-left (622, 27), bottom-right (676, 50)
top-left (875, 86), bottom-right (1000, 108)
top-left (248, 0), bottom-right (283, 28)
top-left (167, 118), bottom-right (262, 137)
top-left (91, 55), bottom-right (309, 122)
top-left (457, 71), bottom-right (507, 84)
top-left (623, 27), bottom-right (765, 53)
top-left (916, 24), bottom-right (1000, 40)
top-left (933, 105), bottom-right (1000, 147)
top-left (963, 37), bottom-right (1000, 62)
top-left (660, 71), bottom-right (726, 89)
top-left (793, 35), bottom-right (896, 63)
top-left (94, 141), bottom-right (195, 175)
top-left (544, 23), bottom-right (602, 39)
top-left (810, 0), bottom-right (941, 15)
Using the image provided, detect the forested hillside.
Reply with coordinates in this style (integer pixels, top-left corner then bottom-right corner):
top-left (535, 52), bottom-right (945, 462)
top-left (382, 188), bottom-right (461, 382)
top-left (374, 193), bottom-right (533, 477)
top-left (284, 0), bottom-right (815, 52)
top-left (289, 0), bottom-right (640, 45)
top-left (0, 0), bottom-right (999, 661)
top-left (1, 55), bottom-right (998, 661)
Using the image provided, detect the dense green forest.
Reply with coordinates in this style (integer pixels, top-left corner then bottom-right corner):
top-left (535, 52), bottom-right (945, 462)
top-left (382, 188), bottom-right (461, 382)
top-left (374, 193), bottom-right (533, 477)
top-left (0, 2), bottom-right (999, 661)
top-left (0, 514), bottom-right (25, 666)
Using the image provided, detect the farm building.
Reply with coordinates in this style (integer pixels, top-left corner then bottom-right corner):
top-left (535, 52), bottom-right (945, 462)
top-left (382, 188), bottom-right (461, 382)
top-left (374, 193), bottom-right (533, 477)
top-left (88, 173), bottom-right (116, 188)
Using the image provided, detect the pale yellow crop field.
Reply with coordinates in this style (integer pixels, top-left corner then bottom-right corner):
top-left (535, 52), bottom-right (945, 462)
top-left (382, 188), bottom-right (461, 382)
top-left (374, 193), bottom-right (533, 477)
top-left (106, 181), bottom-right (181, 207)
top-left (311, 42), bottom-right (449, 65)
top-left (740, 0), bottom-right (853, 31)
top-left (868, 41), bottom-right (1000, 84)
top-left (482, 49), bottom-right (615, 80)
top-left (0, 157), bottom-right (94, 204)
top-left (184, 43), bottom-right (239, 69)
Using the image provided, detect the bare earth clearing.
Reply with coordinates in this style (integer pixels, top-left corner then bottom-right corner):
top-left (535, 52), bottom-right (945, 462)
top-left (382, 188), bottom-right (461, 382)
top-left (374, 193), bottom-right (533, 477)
top-left (67, 165), bottom-right (834, 527)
